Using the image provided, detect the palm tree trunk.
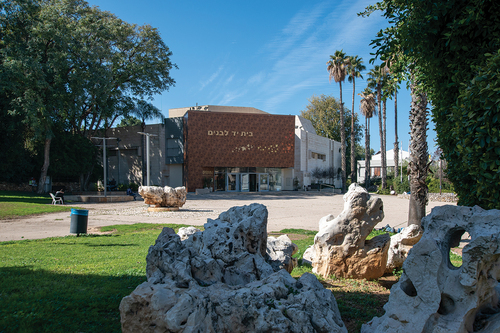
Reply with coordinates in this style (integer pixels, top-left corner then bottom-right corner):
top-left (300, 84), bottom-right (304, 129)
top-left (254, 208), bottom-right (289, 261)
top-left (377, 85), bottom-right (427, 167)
top-left (376, 85), bottom-right (383, 188)
top-left (339, 81), bottom-right (346, 193)
top-left (351, 78), bottom-right (356, 182)
top-left (381, 99), bottom-right (387, 189)
top-left (394, 90), bottom-right (399, 180)
top-left (365, 115), bottom-right (370, 189)
top-left (37, 138), bottom-right (51, 194)
top-left (408, 83), bottom-right (428, 226)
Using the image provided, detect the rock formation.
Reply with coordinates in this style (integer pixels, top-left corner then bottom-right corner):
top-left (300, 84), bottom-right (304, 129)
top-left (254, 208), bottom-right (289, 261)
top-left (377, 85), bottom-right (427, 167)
top-left (311, 183), bottom-right (388, 280)
top-left (384, 224), bottom-right (423, 274)
top-left (177, 226), bottom-right (201, 241)
top-left (120, 203), bottom-right (347, 333)
top-left (139, 186), bottom-right (187, 208)
top-left (266, 234), bottom-right (299, 273)
top-left (362, 205), bottom-right (500, 333)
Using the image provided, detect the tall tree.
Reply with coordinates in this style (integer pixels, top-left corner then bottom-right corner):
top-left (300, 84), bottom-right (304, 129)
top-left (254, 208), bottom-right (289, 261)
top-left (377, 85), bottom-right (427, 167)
top-left (408, 81), bottom-right (428, 225)
top-left (327, 50), bottom-right (349, 192)
top-left (1, 0), bottom-right (176, 192)
top-left (347, 55), bottom-right (366, 182)
top-left (300, 94), bottom-right (363, 146)
top-left (362, 0), bottom-right (500, 209)
top-left (359, 88), bottom-right (376, 189)
top-left (367, 65), bottom-right (389, 189)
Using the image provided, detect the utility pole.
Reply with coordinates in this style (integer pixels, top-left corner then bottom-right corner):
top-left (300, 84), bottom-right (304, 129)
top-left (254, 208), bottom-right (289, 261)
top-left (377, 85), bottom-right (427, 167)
top-left (138, 132), bottom-right (158, 186)
top-left (91, 137), bottom-right (117, 197)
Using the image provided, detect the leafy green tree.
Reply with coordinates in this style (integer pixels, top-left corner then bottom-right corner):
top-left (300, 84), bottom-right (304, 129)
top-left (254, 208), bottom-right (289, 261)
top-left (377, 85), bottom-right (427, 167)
top-left (117, 116), bottom-right (142, 128)
top-left (362, 0), bottom-right (500, 209)
top-left (327, 50), bottom-right (349, 192)
top-left (300, 94), bottom-right (363, 178)
top-left (347, 55), bottom-right (366, 182)
top-left (1, 0), bottom-right (176, 192)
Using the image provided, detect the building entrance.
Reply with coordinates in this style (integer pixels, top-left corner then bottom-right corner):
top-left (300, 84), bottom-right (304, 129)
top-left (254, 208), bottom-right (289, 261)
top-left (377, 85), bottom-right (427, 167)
top-left (226, 173), bottom-right (269, 192)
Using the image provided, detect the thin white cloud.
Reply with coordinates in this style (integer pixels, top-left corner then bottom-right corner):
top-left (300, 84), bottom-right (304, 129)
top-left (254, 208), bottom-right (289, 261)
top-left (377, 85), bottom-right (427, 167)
top-left (200, 65), bottom-right (224, 90)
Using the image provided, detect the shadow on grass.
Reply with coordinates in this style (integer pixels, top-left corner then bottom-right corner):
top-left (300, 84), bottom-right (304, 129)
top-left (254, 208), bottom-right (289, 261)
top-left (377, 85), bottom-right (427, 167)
top-left (0, 266), bottom-right (144, 333)
top-left (320, 279), bottom-right (391, 333)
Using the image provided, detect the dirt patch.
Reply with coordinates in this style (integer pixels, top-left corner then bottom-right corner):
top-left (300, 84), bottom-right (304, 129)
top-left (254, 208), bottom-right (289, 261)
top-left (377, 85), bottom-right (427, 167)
top-left (87, 227), bottom-right (115, 235)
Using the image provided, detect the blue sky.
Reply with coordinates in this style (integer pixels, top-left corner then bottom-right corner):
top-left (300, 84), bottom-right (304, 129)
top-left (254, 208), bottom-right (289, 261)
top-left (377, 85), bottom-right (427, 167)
top-left (87, 0), bottom-right (438, 154)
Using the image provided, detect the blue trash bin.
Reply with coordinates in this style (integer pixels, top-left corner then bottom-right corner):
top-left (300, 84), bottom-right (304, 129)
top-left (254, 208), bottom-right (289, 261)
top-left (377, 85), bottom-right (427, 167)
top-left (70, 209), bottom-right (88, 236)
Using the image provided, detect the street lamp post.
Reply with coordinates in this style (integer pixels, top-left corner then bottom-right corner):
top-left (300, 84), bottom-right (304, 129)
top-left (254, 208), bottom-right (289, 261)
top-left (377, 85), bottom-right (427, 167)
top-left (138, 132), bottom-right (158, 186)
top-left (91, 137), bottom-right (117, 197)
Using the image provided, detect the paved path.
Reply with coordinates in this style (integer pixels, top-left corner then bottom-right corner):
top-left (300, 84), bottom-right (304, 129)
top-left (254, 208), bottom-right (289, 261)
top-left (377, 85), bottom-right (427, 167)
top-left (0, 192), bottom-right (456, 242)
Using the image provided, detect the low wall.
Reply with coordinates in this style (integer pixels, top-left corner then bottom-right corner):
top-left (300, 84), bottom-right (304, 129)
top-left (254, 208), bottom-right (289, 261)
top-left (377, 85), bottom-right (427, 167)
top-left (397, 192), bottom-right (457, 202)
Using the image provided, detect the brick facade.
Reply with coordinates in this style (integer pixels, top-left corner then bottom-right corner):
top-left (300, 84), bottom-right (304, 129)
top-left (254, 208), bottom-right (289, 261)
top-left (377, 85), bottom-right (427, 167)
top-left (185, 111), bottom-right (295, 191)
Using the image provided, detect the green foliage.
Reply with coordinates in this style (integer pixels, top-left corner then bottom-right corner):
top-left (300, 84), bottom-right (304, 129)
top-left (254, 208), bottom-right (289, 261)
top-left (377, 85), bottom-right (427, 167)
top-left (363, 0), bottom-right (500, 209)
top-left (300, 94), bottom-right (363, 146)
top-left (117, 116), bottom-right (142, 127)
top-left (1, 0), bottom-right (176, 186)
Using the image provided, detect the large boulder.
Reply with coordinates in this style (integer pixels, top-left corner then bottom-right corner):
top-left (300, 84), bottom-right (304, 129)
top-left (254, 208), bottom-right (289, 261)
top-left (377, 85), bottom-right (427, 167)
top-left (384, 224), bottom-right (423, 274)
top-left (120, 203), bottom-right (347, 333)
top-left (139, 185), bottom-right (187, 208)
top-left (362, 205), bottom-right (500, 333)
top-left (311, 183), bottom-right (388, 280)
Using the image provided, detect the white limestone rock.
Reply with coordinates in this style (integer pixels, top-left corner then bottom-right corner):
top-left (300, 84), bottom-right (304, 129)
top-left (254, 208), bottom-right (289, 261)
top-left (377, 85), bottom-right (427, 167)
top-left (385, 224), bottom-right (423, 274)
top-left (138, 185), bottom-right (187, 208)
top-left (266, 234), bottom-right (299, 273)
top-left (311, 183), bottom-right (388, 280)
top-left (177, 226), bottom-right (201, 241)
top-left (120, 203), bottom-right (347, 333)
top-left (362, 205), bottom-right (500, 333)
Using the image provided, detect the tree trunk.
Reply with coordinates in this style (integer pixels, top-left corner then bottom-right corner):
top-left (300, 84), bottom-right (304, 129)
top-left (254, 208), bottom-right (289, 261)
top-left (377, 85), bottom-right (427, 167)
top-left (381, 99), bottom-right (387, 189)
top-left (339, 81), bottom-right (346, 193)
top-left (365, 115), bottom-right (370, 189)
top-left (408, 83), bottom-right (429, 226)
top-left (37, 138), bottom-right (51, 194)
top-left (376, 85), bottom-right (383, 189)
top-left (394, 90), bottom-right (399, 179)
top-left (351, 78), bottom-right (356, 182)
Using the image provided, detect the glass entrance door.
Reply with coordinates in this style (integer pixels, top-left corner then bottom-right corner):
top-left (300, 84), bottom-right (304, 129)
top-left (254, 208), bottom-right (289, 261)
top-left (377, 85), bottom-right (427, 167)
top-left (241, 174), bottom-right (249, 191)
top-left (259, 174), bottom-right (269, 191)
top-left (227, 174), bottom-right (239, 191)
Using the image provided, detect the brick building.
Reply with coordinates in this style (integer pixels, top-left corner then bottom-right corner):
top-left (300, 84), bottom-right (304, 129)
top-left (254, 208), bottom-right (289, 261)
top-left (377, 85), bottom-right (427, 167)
top-left (105, 105), bottom-right (341, 192)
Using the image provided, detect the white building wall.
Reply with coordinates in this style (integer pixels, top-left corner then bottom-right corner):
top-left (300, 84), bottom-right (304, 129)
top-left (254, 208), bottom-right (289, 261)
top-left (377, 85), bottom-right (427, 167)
top-left (294, 116), bottom-right (342, 189)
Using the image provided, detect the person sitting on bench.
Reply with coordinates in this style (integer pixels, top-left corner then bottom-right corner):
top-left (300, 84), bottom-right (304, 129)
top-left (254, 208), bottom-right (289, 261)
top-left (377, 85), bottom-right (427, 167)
top-left (126, 187), bottom-right (137, 200)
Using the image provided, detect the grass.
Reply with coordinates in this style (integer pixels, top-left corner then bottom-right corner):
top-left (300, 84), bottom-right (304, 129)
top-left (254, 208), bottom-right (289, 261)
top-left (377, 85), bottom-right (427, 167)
top-left (0, 223), bottom-right (190, 333)
top-left (0, 191), bottom-right (463, 332)
top-left (0, 191), bottom-right (76, 219)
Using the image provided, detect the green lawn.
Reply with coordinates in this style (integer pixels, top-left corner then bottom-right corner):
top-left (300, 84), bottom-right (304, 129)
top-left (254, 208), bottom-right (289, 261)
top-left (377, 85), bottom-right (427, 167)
top-left (0, 192), bottom-right (463, 333)
top-left (0, 191), bottom-right (76, 219)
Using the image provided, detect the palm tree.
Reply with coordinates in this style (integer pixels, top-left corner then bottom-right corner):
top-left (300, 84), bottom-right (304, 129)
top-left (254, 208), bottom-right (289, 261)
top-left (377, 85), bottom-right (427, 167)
top-left (132, 100), bottom-right (164, 185)
top-left (347, 55), bottom-right (366, 183)
top-left (367, 65), bottom-right (389, 189)
top-left (408, 80), bottom-right (429, 226)
top-left (393, 84), bottom-right (399, 180)
top-left (359, 88), bottom-right (376, 189)
top-left (327, 50), bottom-right (349, 193)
